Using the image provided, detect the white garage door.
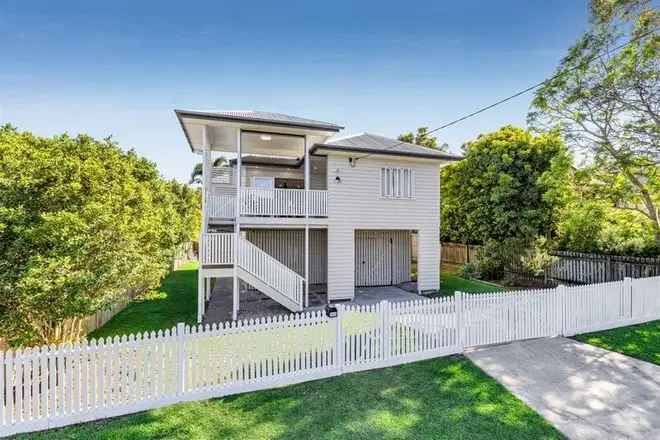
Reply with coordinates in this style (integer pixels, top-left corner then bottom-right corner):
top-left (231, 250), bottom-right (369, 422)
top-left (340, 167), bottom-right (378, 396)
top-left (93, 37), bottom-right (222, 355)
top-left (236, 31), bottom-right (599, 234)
top-left (355, 230), bottom-right (411, 287)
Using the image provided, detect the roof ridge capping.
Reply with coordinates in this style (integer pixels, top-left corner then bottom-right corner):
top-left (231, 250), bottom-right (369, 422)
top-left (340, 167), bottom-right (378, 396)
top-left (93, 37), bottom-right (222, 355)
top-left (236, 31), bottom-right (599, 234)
top-left (174, 109), bottom-right (344, 131)
top-left (317, 132), bottom-right (463, 161)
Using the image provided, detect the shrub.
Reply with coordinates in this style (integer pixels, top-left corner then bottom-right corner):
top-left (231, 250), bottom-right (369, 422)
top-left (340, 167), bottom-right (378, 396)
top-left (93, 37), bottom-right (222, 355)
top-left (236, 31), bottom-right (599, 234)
top-left (459, 262), bottom-right (480, 279)
top-left (0, 125), bottom-right (199, 347)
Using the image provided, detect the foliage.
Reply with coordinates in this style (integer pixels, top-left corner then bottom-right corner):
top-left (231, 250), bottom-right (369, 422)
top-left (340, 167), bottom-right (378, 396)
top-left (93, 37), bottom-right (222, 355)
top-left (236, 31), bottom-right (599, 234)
top-left (398, 127), bottom-right (449, 151)
top-left (459, 262), bottom-right (480, 280)
top-left (529, 0), bottom-right (660, 245)
top-left (471, 239), bottom-right (518, 280)
top-left (20, 357), bottom-right (561, 439)
top-left (0, 125), bottom-right (199, 347)
top-left (440, 126), bottom-right (572, 245)
top-left (189, 156), bottom-right (227, 184)
top-left (557, 199), bottom-right (659, 256)
top-left (517, 236), bottom-right (558, 278)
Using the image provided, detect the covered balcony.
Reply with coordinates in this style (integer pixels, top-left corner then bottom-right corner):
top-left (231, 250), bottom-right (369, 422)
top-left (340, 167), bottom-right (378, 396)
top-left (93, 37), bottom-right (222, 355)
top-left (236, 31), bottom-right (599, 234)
top-left (205, 131), bottom-right (329, 221)
top-left (176, 110), bottom-right (338, 223)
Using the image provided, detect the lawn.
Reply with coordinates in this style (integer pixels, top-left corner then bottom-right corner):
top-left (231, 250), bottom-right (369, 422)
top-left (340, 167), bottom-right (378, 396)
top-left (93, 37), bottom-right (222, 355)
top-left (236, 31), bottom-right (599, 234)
top-left (92, 263), bottom-right (500, 339)
top-left (21, 356), bottom-right (562, 440)
top-left (89, 262), bottom-right (198, 339)
top-left (437, 271), bottom-right (505, 297)
top-left (573, 320), bottom-right (660, 366)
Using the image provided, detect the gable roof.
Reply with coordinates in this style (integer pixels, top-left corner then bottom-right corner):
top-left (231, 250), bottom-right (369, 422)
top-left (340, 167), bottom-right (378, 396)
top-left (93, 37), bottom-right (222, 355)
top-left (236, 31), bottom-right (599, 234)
top-left (311, 133), bottom-right (462, 161)
top-left (174, 109), bottom-right (343, 132)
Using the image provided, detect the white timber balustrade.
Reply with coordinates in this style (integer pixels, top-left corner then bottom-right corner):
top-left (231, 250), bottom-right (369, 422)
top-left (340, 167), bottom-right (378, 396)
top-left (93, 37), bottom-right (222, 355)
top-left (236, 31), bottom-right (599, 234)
top-left (200, 233), bottom-right (235, 265)
top-left (2, 275), bottom-right (659, 436)
top-left (237, 237), bottom-right (304, 309)
top-left (207, 195), bottom-right (236, 219)
top-left (239, 188), bottom-right (327, 217)
top-left (307, 190), bottom-right (327, 217)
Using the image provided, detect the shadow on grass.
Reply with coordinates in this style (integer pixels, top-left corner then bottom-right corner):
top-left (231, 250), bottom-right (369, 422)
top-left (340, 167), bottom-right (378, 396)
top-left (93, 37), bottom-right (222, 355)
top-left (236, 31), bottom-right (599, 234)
top-left (89, 262), bottom-right (199, 340)
top-left (25, 357), bottom-right (563, 440)
top-left (574, 320), bottom-right (660, 366)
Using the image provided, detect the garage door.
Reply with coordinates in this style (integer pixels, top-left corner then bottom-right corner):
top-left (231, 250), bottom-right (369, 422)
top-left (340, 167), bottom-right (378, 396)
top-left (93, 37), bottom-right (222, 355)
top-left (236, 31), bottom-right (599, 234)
top-left (355, 230), bottom-right (411, 287)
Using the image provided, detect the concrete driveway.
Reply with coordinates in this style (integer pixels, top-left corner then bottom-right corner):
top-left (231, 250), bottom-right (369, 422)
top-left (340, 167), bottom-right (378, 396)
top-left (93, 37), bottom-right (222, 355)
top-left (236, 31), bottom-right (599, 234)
top-left (466, 337), bottom-right (660, 440)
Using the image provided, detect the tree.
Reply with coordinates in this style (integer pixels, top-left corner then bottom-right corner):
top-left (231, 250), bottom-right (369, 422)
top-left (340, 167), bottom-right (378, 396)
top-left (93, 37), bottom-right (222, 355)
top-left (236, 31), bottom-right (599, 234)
top-left (398, 127), bottom-right (449, 151)
top-left (440, 126), bottom-right (572, 244)
top-left (0, 125), bottom-right (199, 347)
top-left (555, 165), bottom-right (658, 256)
top-left (529, 0), bottom-right (660, 245)
top-left (190, 156), bottom-right (227, 184)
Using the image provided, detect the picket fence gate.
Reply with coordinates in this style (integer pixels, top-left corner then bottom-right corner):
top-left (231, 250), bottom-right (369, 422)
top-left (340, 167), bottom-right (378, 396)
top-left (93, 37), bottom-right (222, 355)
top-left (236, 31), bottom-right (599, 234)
top-left (1, 276), bottom-right (659, 436)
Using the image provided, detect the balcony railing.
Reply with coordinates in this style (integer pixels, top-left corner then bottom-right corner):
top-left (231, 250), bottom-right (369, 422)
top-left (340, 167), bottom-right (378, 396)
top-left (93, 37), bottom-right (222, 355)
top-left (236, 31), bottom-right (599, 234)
top-left (207, 195), bottom-right (236, 219)
top-left (200, 233), bottom-right (235, 265)
top-left (206, 188), bottom-right (327, 219)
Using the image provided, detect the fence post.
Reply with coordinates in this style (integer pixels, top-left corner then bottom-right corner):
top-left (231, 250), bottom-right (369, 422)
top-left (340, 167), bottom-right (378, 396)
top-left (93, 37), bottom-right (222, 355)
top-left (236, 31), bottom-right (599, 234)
top-left (557, 285), bottom-right (568, 337)
top-left (455, 292), bottom-right (464, 352)
top-left (381, 300), bottom-right (391, 367)
top-left (176, 322), bottom-right (186, 398)
top-left (335, 304), bottom-right (344, 373)
top-left (624, 276), bottom-right (633, 320)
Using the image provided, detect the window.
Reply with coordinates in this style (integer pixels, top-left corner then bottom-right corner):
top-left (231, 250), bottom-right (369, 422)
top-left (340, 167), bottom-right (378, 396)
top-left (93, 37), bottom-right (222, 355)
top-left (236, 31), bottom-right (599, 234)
top-left (381, 167), bottom-right (415, 199)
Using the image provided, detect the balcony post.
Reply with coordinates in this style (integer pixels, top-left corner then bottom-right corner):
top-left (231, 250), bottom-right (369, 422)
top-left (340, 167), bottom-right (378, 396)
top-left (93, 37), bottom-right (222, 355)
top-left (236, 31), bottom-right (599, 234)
top-left (304, 136), bottom-right (310, 308)
top-left (201, 125), bottom-right (211, 233)
top-left (233, 129), bottom-right (242, 320)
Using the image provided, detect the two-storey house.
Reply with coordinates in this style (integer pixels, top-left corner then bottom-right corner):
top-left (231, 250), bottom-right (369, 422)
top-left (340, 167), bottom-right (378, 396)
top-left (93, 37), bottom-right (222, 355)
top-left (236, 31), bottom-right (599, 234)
top-left (175, 110), bottom-right (460, 322)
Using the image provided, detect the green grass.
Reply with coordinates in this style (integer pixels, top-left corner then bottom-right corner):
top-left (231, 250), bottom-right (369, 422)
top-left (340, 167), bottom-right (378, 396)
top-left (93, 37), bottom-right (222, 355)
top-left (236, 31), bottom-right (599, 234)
top-left (21, 356), bottom-right (562, 440)
top-left (436, 271), bottom-right (505, 297)
top-left (89, 262), bottom-right (199, 339)
top-left (573, 320), bottom-right (660, 366)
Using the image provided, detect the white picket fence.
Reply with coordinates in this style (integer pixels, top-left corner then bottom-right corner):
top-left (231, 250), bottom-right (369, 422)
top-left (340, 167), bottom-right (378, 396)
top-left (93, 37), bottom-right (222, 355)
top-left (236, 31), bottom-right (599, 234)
top-left (1, 276), bottom-right (658, 436)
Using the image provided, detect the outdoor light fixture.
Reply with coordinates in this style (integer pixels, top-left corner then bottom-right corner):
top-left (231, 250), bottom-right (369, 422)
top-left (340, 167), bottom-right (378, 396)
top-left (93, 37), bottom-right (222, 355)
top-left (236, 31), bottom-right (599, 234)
top-left (325, 304), bottom-right (338, 318)
top-left (260, 135), bottom-right (272, 141)
top-left (335, 176), bottom-right (341, 184)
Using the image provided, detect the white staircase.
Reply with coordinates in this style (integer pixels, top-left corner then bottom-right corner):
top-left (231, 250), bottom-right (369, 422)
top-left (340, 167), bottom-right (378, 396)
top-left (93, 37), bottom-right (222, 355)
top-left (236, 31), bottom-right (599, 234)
top-left (200, 234), bottom-right (305, 313)
top-left (236, 237), bottom-right (304, 312)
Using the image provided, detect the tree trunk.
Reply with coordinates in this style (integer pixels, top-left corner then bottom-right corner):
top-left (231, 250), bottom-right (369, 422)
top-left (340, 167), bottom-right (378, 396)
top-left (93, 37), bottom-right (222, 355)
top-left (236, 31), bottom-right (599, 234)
top-left (621, 166), bottom-right (660, 246)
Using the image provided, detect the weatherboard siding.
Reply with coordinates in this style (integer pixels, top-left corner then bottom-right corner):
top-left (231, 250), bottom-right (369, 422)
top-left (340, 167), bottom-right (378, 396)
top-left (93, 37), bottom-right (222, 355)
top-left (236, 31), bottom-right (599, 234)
top-left (327, 155), bottom-right (440, 300)
top-left (245, 229), bottom-right (327, 284)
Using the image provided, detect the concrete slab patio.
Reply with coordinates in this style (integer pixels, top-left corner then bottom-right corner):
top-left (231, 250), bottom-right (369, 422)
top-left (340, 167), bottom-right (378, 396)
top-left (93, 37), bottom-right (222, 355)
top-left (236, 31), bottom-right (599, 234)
top-left (203, 277), bottom-right (421, 324)
top-left (466, 337), bottom-right (660, 440)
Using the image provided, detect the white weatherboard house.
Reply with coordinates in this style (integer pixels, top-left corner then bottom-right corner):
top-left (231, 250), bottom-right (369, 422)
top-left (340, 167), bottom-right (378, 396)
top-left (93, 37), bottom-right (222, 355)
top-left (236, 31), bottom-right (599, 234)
top-left (175, 110), bottom-right (461, 322)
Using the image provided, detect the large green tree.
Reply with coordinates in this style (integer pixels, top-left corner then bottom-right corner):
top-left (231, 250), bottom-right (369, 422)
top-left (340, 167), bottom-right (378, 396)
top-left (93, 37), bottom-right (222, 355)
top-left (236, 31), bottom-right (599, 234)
top-left (0, 125), bottom-right (199, 347)
top-left (529, 0), bottom-right (659, 245)
top-left (440, 126), bottom-right (572, 244)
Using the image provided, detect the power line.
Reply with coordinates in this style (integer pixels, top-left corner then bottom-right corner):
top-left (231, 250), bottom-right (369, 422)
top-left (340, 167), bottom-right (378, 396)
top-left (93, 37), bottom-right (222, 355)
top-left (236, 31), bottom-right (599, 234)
top-left (354, 26), bottom-right (659, 162)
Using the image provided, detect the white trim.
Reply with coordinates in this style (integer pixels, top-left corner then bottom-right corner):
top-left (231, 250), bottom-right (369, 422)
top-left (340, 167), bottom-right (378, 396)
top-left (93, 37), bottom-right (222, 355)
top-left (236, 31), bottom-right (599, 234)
top-left (380, 166), bottom-right (415, 199)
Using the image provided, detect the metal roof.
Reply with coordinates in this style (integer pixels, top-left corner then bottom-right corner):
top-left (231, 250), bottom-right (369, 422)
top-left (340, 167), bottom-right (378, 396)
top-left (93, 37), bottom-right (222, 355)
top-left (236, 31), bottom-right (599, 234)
top-left (313, 133), bottom-right (463, 161)
top-left (174, 109), bottom-right (343, 132)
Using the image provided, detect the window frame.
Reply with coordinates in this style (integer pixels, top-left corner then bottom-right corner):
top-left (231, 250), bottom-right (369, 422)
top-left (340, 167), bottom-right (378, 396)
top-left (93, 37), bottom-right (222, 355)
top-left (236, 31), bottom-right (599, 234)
top-left (380, 166), bottom-right (415, 200)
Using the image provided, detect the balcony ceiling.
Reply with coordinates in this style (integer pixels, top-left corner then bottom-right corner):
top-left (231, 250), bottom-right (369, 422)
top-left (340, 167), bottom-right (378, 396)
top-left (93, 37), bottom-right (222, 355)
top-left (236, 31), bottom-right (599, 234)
top-left (176, 109), bottom-right (341, 154)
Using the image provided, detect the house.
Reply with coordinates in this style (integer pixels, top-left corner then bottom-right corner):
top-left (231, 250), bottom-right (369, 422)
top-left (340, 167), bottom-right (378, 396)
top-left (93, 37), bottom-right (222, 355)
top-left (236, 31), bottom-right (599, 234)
top-left (175, 110), bottom-right (461, 322)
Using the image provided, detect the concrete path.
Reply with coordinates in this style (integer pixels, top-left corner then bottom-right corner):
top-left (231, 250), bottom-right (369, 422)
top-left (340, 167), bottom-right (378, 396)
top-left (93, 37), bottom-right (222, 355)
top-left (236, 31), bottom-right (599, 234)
top-left (466, 337), bottom-right (660, 440)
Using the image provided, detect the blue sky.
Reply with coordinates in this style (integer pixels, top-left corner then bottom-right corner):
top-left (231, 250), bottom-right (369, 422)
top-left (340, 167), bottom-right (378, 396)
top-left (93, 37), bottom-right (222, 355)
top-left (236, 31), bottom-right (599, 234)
top-left (1, 0), bottom-right (589, 182)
